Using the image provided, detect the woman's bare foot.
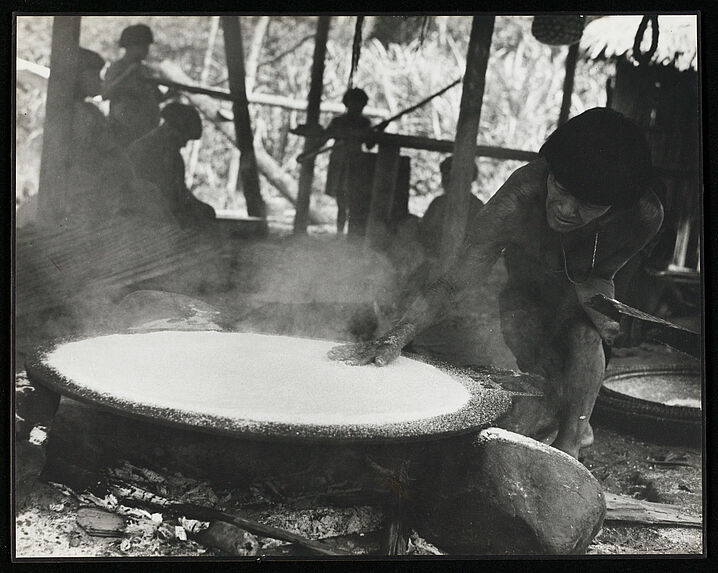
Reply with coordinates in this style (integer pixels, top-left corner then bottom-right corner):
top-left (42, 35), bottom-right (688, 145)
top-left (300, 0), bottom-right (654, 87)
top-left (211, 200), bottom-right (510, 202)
top-left (579, 422), bottom-right (594, 449)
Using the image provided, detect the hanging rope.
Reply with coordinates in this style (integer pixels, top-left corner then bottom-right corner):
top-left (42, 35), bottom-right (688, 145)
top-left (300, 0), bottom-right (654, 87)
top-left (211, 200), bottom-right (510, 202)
top-left (347, 16), bottom-right (364, 90)
top-left (418, 16), bottom-right (431, 47)
top-left (632, 14), bottom-right (659, 66)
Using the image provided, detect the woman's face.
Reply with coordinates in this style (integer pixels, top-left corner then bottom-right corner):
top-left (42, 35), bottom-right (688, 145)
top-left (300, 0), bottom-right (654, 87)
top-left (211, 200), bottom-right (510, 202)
top-left (545, 171), bottom-right (610, 232)
top-left (125, 43), bottom-right (150, 62)
top-left (79, 68), bottom-right (103, 98)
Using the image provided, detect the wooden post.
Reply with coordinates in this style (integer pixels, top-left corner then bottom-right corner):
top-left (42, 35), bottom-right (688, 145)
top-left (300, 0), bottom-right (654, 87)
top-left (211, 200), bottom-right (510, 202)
top-left (438, 16), bottom-right (495, 271)
top-left (37, 16), bottom-right (81, 226)
top-left (221, 16), bottom-right (266, 218)
top-left (365, 144), bottom-right (400, 251)
top-left (558, 43), bottom-right (579, 127)
top-left (293, 16), bottom-right (331, 234)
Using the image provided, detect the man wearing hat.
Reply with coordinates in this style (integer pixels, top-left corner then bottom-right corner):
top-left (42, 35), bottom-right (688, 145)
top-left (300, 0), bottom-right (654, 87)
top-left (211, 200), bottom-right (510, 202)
top-left (129, 102), bottom-right (216, 228)
top-left (103, 24), bottom-right (164, 146)
top-left (329, 108), bottom-right (664, 459)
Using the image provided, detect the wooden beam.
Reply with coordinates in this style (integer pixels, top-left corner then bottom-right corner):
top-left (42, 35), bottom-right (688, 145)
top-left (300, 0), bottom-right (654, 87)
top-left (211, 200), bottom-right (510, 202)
top-left (291, 126), bottom-right (538, 161)
top-left (18, 56), bottom-right (390, 118)
top-left (604, 492), bottom-right (702, 527)
top-left (365, 144), bottom-right (400, 251)
top-left (293, 16), bottom-right (331, 235)
top-left (558, 43), bottom-right (579, 126)
top-left (221, 16), bottom-right (266, 218)
top-left (439, 16), bottom-right (495, 269)
top-left (376, 133), bottom-right (536, 161)
top-left (37, 16), bottom-right (81, 226)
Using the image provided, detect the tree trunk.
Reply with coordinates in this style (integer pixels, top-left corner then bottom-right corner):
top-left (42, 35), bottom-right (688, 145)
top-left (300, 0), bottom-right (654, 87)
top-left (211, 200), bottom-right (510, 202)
top-left (438, 16), bottom-right (495, 271)
top-left (187, 16), bottom-right (221, 184)
top-left (37, 16), bottom-right (81, 226)
top-left (245, 16), bottom-right (270, 95)
top-left (221, 16), bottom-right (266, 218)
top-left (254, 134), bottom-right (329, 225)
top-left (293, 16), bottom-right (331, 235)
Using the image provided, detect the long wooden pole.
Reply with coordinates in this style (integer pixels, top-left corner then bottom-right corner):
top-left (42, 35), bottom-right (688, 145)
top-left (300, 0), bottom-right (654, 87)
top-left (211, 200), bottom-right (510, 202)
top-left (221, 16), bottom-right (266, 218)
top-left (144, 75), bottom-right (388, 118)
top-left (558, 43), bottom-right (579, 127)
top-left (37, 16), bottom-right (81, 226)
top-left (293, 16), bottom-right (331, 235)
top-left (438, 15), bottom-right (495, 271)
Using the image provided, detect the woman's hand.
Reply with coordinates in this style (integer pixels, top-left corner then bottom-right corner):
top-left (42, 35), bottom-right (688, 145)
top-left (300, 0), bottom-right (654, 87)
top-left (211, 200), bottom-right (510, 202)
top-left (327, 323), bottom-right (416, 366)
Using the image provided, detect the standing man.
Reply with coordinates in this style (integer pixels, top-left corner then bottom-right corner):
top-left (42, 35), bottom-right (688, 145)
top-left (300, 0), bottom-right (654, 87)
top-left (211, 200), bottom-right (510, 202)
top-left (103, 24), bottom-right (164, 146)
top-left (329, 108), bottom-right (664, 459)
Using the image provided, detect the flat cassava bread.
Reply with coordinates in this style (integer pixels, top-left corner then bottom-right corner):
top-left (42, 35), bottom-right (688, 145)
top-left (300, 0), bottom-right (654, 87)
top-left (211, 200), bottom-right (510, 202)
top-left (44, 331), bottom-right (472, 426)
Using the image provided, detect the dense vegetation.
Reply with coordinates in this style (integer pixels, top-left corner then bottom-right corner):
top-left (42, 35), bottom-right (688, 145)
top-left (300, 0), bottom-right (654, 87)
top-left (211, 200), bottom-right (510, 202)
top-left (15, 15), bottom-right (612, 222)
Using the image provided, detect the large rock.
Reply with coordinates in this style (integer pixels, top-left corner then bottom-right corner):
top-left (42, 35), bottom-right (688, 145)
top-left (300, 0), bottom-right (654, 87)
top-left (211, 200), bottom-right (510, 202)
top-left (416, 428), bottom-right (605, 555)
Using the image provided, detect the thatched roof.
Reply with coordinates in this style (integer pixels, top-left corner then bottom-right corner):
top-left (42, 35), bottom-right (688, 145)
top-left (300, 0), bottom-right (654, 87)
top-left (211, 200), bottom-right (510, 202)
top-left (580, 15), bottom-right (697, 72)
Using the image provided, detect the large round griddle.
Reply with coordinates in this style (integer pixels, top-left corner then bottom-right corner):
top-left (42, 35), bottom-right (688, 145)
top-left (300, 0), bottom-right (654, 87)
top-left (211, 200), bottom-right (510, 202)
top-left (26, 331), bottom-right (511, 443)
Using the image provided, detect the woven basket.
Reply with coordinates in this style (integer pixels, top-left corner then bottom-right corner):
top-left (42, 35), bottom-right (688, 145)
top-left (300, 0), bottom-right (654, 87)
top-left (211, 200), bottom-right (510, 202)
top-left (532, 15), bottom-right (585, 46)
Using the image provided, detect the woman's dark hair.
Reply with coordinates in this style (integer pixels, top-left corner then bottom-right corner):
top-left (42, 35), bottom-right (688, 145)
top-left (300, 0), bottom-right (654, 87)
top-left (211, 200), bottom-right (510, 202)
top-left (342, 88), bottom-right (369, 107)
top-left (119, 24), bottom-right (154, 48)
top-left (78, 48), bottom-right (105, 71)
top-left (540, 107), bottom-right (656, 208)
top-left (161, 102), bottom-right (202, 140)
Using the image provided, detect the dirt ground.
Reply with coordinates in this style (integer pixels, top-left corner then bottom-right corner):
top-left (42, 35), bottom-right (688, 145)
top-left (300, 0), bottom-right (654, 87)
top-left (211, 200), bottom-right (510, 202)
top-left (13, 405), bottom-right (703, 557)
top-left (13, 232), bottom-right (703, 558)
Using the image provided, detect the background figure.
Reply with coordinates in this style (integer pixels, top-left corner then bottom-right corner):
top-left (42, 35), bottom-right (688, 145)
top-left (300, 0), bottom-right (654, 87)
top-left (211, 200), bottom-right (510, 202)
top-left (65, 48), bottom-right (170, 227)
top-left (129, 102), bottom-right (216, 230)
top-left (103, 24), bottom-right (164, 146)
top-left (402, 155), bottom-right (486, 365)
top-left (324, 88), bottom-right (372, 235)
top-left (419, 155), bottom-right (483, 259)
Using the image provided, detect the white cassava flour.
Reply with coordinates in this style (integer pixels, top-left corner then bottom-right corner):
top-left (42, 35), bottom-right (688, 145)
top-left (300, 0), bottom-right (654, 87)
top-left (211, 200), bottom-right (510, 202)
top-left (46, 331), bottom-right (471, 426)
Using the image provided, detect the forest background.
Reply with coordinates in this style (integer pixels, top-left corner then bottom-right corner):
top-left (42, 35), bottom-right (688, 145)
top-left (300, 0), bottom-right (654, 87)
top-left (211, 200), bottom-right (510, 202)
top-left (15, 15), bottom-right (611, 225)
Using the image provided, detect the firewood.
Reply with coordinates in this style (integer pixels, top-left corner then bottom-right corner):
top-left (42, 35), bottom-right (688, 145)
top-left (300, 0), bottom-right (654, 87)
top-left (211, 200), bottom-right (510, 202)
top-left (106, 478), bottom-right (351, 556)
top-left (604, 492), bottom-right (701, 527)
